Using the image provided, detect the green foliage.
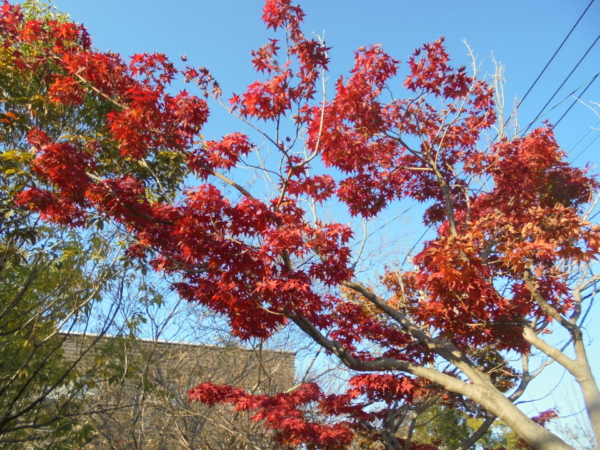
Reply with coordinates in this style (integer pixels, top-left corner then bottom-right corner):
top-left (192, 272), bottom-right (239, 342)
top-left (0, 225), bottom-right (115, 448)
top-left (411, 406), bottom-right (472, 449)
top-left (410, 405), bottom-right (522, 450)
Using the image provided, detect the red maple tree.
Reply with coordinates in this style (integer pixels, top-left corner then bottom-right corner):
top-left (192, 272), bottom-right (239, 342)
top-left (4, 1), bottom-right (600, 448)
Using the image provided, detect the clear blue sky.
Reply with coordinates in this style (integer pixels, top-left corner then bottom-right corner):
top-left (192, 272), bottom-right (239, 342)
top-left (46, 0), bottom-right (600, 444)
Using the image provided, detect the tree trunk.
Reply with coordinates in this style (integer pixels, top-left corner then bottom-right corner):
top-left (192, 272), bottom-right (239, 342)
top-left (466, 386), bottom-right (575, 450)
top-left (574, 339), bottom-right (600, 447)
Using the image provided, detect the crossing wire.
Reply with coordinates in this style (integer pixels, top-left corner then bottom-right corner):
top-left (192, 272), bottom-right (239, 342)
top-left (571, 126), bottom-right (600, 163)
top-left (516, 70), bottom-right (600, 136)
top-left (567, 118), bottom-right (600, 152)
top-left (554, 72), bottom-right (599, 127)
top-left (491, 0), bottom-right (595, 141)
top-left (515, 0), bottom-right (595, 110)
top-left (520, 34), bottom-right (600, 135)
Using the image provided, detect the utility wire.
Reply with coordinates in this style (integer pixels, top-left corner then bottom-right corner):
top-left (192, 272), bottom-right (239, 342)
top-left (560, 407), bottom-right (586, 419)
top-left (571, 128), bottom-right (600, 163)
top-left (521, 34), bottom-right (600, 135)
top-left (554, 72), bottom-right (599, 127)
top-left (492, 0), bottom-right (595, 141)
top-left (517, 70), bottom-right (600, 136)
top-left (568, 118), bottom-right (600, 152)
top-left (516, 0), bottom-right (595, 110)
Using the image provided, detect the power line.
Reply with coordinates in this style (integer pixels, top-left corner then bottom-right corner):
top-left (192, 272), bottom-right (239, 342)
top-left (492, 0), bottom-right (595, 141)
top-left (516, 0), bottom-right (595, 110)
top-left (516, 70), bottom-right (600, 136)
top-left (560, 407), bottom-right (586, 419)
top-left (567, 118), bottom-right (600, 151)
top-left (567, 118), bottom-right (600, 155)
top-left (554, 72), bottom-right (599, 127)
top-left (521, 34), bottom-right (600, 135)
top-left (571, 126), bottom-right (600, 163)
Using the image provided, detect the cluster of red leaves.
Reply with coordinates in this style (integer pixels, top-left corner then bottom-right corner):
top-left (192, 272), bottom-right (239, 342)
top-left (485, 127), bottom-right (594, 210)
top-left (2, 2), bottom-right (209, 160)
top-left (397, 127), bottom-right (600, 354)
top-left (200, 132), bottom-right (253, 170)
top-left (167, 192), bottom-right (353, 338)
top-left (531, 409), bottom-right (559, 427)
top-left (301, 37), bottom-right (496, 219)
top-left (15, 187), bottom-right (85, 226)
top-left (1, 3), bottom-right (91, 53)
top-left (28, 129), bottom-right (95, 203)
top-left (190, 375), bottom-right (433, 450)
top-left (325, 297), bottom-right (435, 367)
top-left (226, 0), bottom-right (329, 120)
top-left (189, 383), bottom-right (354, 450)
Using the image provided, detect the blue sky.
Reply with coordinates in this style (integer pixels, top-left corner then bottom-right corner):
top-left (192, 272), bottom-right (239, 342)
top-left (46, 0), bottom-right (600, 444)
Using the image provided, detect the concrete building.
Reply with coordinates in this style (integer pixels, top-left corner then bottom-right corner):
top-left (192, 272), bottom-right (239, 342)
top-left (61, 333), bottom-right (295, 449)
